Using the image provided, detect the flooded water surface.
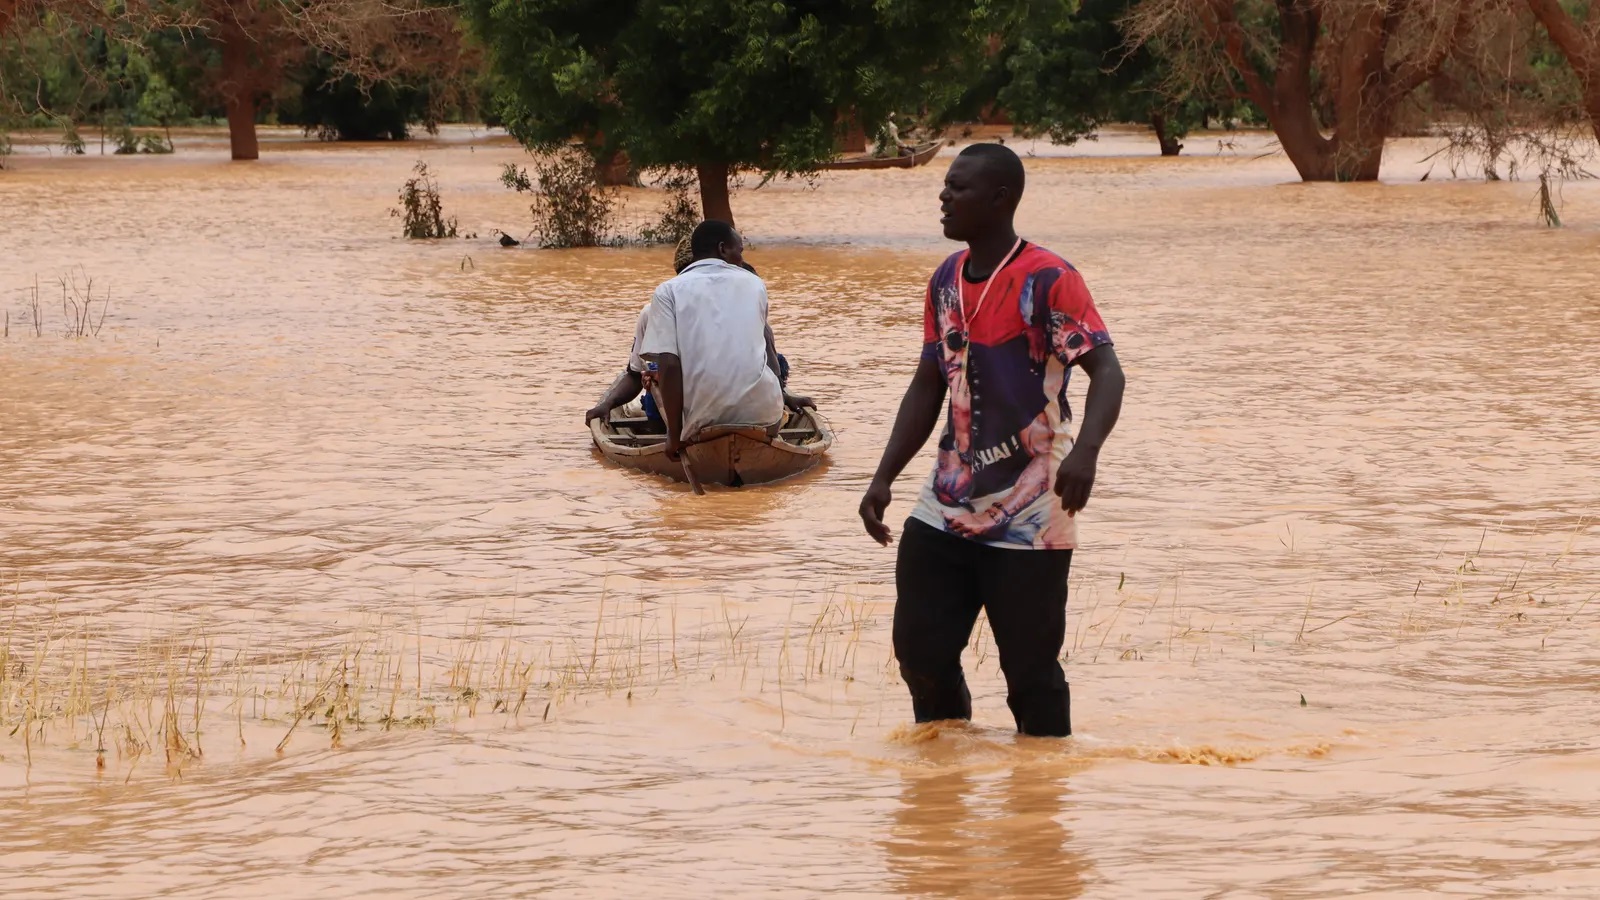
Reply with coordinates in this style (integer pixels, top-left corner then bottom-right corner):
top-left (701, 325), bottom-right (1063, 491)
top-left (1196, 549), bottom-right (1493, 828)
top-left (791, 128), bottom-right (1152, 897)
top-left (3, 126), bottom-right (1600, 897)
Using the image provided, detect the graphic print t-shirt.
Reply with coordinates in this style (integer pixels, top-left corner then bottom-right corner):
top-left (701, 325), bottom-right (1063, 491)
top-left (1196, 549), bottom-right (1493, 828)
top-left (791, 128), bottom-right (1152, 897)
top-left (908, 243), bottom-right (1113, 550)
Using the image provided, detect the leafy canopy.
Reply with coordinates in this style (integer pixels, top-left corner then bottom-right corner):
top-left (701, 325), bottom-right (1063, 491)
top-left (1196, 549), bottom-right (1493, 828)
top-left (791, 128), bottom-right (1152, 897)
top-left (465, 0), bottom-right (1071, 174)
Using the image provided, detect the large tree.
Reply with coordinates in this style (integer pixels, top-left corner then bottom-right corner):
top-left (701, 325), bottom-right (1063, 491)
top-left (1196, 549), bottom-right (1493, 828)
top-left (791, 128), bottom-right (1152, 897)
top-left (165, 0), bottom-right (470, 160)
top-left (1127, 0), bottom-right (1505, 181)
top-left (994, 0), bottom-right (1247, 156)
top-left (465, 0), bottom-right (1065, 224)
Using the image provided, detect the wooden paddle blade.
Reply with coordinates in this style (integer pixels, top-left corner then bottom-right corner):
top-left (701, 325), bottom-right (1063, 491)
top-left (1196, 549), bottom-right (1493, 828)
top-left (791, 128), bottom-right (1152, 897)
top-left (682, 457), bottom-right (706, 495)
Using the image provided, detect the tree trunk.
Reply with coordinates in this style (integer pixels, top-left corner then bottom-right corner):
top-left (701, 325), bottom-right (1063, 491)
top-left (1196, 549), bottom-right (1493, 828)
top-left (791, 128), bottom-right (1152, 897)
top-left (595, 148), bottom-right (637, 186)
top-left (980, 103), bottom-right (1011, 126)
top-left (219, 34), bottom-right (260, 161)
top-left (1151, 112), bottom-right (1183, 156)
top-left (225, 94), bottom-right (259, 161)
top-left (1201, 1), bottom-right (1418, 181)
top-left (1272, 110), bottom-right (1387, 181)
top-left (1271, 95), bottom-right (1340, 181)
top-left (838, 111), bottom-right (867, 154)
top-left (1269, 5), bottom-right (1342, 180)
top-left (1588, 91), bottom-right (1600, 150)
top-left (696, 162), bottom-right (733, 225)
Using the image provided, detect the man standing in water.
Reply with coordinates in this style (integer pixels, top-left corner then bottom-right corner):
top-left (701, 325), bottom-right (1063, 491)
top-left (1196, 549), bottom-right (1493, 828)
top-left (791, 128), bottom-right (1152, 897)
top-left (859, 143), bottom-right (1125, 737)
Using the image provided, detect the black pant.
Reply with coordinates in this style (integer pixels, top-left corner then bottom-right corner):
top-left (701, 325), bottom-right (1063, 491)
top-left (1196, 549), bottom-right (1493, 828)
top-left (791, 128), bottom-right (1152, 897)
top-left (894, 517), bottom-right (1074, 736)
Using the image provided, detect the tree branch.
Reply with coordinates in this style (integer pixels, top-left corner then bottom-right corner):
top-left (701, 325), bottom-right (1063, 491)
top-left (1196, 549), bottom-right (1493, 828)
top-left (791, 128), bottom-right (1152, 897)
top-left (1526, 0), bottom-right (1598, 85)
top-left (1199, 0), bottom-right (1275, 113)
top-left (1385, 2), bottom-right (1475, 106)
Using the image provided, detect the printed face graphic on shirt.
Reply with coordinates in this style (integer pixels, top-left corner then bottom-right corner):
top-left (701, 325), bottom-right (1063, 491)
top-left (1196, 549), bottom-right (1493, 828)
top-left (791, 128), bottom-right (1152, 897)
top-left (914, 245), bottom-right (1113, 549)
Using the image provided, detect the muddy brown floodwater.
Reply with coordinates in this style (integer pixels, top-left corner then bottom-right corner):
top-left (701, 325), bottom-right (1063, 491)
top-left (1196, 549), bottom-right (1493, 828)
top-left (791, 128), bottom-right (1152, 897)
top-left (3, 125), bottom-right (1600, 898)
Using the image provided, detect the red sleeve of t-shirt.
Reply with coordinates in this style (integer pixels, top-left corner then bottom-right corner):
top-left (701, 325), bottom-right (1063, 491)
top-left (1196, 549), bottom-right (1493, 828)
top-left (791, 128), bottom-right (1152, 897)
top-left (1048, 266), bottom-right (1113, 366)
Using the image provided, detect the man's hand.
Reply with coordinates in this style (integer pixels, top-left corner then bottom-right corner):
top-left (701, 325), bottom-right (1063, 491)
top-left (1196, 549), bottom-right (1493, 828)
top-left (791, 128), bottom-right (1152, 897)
top-left (665, 434), bottom-right (683, 462)
top-left (944, 505), bottom-right (1009, 539)
top-left (784, 392), bottom-right (815, 411)
top-left (859, 479), bottom-right (894, 546)
top-left (585, 404), bottom-right (610, 424)
top-left (1054, 446), bottom-right (1097, 516)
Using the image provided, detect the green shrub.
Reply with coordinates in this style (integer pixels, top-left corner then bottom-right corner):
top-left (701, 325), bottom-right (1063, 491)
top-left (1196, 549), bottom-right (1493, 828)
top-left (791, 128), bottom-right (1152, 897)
top-left (392, 161), bottom-right (459, 239)
top-left (500, 147), bottom-right (620, 248)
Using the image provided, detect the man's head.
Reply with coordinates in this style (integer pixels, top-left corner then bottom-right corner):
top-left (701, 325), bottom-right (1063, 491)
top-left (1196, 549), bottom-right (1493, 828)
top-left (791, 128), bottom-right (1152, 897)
top-left (938, 143), bottom-right (1025, 242)
top-left (688, 219), bottom-right (745, 267)
top-left (672, 236), bottom-right (694, 274)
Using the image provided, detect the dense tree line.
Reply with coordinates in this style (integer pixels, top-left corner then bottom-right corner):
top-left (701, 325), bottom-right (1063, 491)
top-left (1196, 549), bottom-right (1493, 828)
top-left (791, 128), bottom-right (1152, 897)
top-left (4, 1), bottom-right (1599, 213)
top-left (0, 0), bottom-right (480, 159)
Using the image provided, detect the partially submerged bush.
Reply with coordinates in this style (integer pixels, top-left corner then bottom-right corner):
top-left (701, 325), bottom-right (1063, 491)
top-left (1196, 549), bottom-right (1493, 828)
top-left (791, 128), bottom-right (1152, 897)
top-left (638, 167), bottom-right (699, 246)
top-left (107, 127), bottom-right (174, 156)
top-left (61, 123), bottom-right (85, 155)
top-left (500, 152), bottom-right (709, 249)
top-left (501, 146), bottom-right (620, 248)
top-left (392, 161), bottom-right (459, 239)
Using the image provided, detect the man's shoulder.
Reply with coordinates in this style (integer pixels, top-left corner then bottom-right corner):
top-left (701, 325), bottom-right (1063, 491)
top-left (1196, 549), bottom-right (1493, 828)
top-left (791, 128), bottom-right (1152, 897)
top-left (1018, 243), bottom-right (1077, 275)
top-left (929, 251), bottom-right (965, 284)
top-left (674, 260), bottom-right (761, 286)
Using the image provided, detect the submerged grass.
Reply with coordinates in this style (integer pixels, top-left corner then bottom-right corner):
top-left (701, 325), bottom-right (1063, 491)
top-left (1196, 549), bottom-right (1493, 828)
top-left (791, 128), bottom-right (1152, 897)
top-left (3, 524), bottom-right (1594, 778)
top-left (0, 587), bottom-right (898, 779)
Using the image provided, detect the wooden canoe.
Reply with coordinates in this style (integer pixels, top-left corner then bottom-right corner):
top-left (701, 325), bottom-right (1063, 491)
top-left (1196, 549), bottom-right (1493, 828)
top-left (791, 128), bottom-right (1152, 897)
top-left (590, 406), bottom-right (834, 487)
top-left (821, 141), bottom-right (942, 171)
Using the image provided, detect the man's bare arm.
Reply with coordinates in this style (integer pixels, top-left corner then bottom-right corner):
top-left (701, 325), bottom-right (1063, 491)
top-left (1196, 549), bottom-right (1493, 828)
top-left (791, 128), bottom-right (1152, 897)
top-left (859, 356), bottom-right (947, 545)
top-left (655, 353), bottom-right (687, 460)
top-left (1055, 344), bottom-right (1124, 513)
top-left (585, 369), bottom-right (644, 423)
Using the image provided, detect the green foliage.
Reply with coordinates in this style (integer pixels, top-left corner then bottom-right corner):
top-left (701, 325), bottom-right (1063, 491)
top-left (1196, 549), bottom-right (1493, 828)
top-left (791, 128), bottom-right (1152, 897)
top-left (501, 150), bottom-right (621, 249)
top-left (995, 0), bottom-right (1244, 154)
top-left (0, 16), bottom-right (207, 137)
top-left (134, 72), bottom-right (188, 128)
top-left (464, 0), bottom-right (1067, 177)
top-left (284, 55), bottom-right (437, 142)
top-left (392, 161), bottom-right (459, 239)
top-left (113, 126), bottom-right (140, 154)
top-left (109, 125), bottom-right (173, 155)
top-left (0, 13), bottom-right (485, 152)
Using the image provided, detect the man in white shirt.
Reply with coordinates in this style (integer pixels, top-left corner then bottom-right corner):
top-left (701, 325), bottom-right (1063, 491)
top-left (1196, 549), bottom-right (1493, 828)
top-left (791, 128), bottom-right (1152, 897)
top-left (584, 247), bottom-right (806, 430)
top-left (640, 220), bottom-right (800, 461)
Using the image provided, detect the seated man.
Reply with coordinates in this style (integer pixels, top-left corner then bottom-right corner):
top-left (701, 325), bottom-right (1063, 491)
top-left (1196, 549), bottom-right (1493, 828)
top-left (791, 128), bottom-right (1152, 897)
top-left (641, 220), bottom-right (808, 461)
top-left (874, 113), bottom-right (910, 158)
top-left (584, 234), bottom-right (807, 429)
top-left (583, 297), bottom-right (660, 428)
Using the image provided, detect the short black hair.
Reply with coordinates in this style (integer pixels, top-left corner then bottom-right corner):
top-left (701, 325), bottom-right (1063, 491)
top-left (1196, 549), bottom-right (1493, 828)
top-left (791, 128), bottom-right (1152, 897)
top-left (957, 142), bottom-right (1025, 202)
top-left (736, 261), bottom-right (758, 276)
top-left (690, 219), bottom-right (739, 259)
